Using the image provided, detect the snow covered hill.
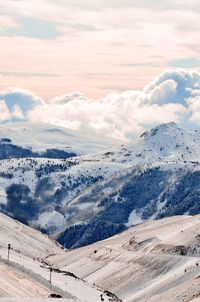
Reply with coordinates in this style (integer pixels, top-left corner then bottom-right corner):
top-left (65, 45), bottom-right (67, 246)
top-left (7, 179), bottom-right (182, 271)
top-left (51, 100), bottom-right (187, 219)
top-left (89, 122), bottom-right (200, 165)
top-left (48, 215), bottom-right (200, 302)
top-left (0, 212), bottom-right (120, 302)
top-left (0, 156), bottom-right (128, 233)
top-left (53, 122), bottom-right (200, 248)
top-left (0, 210), bottom-right (199, 302)
top-left (0, 121), bottom-right (200, 248)
top-left (56, 161), bottom-right (200, 248)
top-left (0, 122), bottom-right (122, 158)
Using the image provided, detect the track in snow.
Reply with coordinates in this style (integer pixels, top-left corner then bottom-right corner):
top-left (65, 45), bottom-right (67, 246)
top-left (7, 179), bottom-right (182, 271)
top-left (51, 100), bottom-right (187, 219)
top-left (0, 263), bottom-right (50, 298)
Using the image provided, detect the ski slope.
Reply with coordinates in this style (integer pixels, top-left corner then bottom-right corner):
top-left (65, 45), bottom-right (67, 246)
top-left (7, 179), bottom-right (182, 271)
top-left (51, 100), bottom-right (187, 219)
top-left (48, 215), bottom-right (200, 302)
top-left (0, 213), bottom-right (120, 302)
top-left (0, 263), bottom-right (50, 298)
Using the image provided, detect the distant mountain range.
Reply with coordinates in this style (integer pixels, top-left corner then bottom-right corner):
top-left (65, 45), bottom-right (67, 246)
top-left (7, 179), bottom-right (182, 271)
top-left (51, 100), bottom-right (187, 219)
top-left (0, 121), bottom-right (200, 248)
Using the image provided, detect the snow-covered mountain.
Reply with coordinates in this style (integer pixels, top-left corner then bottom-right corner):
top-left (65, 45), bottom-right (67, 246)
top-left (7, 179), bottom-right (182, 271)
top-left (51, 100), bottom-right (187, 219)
top-left (0, 156), bottom-right (127, 232)
top-left (54, 123), bottom-right (200, 247)
top-left (56, 161), bottom-right (200, 248)
top-left (0, 122), bottom-right (122, 158)
top-left (89, 122), bottom-right (200, 164)
top-left (0, 121), bottom-right (200, 248)
top-left (0, 212), bottom-right (120, 302)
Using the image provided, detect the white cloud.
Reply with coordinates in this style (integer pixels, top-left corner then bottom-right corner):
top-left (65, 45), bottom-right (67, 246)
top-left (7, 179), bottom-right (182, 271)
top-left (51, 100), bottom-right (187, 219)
top-left (0, 88), bottom-right (44, 114)
top-left (0, 101), bottom-right (11, 121)
top-left (51, 92), bottom-right (86, 104)
top-left (145, 79), bottom-right (178, 104)
top-left (0, 88), bottom-right (44, 124)
top-left (188, 96), bottom-right (200, 124)
top-left (11, 104), bottom-right (25, 119)
top-left (0, 70), bottom-right (199, 138)
top-left (144, 70), bottom-right (200, 105)
top-left (0, 100), bottom-right (26, 122)
top-left (27, 70), bottom-right (195, 139)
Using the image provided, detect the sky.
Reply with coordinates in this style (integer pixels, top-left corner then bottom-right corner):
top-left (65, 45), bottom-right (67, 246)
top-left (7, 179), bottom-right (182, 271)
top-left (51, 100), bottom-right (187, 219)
top-left (0, 1), bottom-right (200, 139)
top-left (0, 0), bottom-right (200, 98)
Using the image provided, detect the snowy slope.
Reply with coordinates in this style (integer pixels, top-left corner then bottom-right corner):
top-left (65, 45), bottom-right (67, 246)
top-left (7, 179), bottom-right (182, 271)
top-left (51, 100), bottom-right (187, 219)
top-left (0, 212), bottom-right (120, 302)
top-left (55, 160), bottom-right (200, 248)
top-left (89, 122), bottom-right (200, 164)
top-left (1, 211), bottom-right (199, 302)
top-left (48, 215), bottom-right (200, 302)
top-left (0, 122), bottom-right (122, 156)
top-left (0, 121), bottom-right (200, 248)
top-left (0, 156), bottom-right (128, 232)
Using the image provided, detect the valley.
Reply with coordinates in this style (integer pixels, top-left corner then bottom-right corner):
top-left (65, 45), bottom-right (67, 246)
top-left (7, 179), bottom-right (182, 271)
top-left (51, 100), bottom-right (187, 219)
top-left (0, 212), bottom-right (199, 302)
top-left (0, 122), bottom-right (199, 249)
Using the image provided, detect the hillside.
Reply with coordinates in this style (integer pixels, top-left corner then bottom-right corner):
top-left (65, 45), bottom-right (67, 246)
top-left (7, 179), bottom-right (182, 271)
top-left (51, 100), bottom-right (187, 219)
top-left (48, 215), bottom-right (200, 302)
top-left (0, 156), bottom-right (127, 233)
top-left (0, 212), bottom-right (199, 302)
top-left (0, 122), bottom-right (200, 248)
top-left (54, 122), bottom-right (200, 247)
top-left (88, 122), bottom-right (200, 164)
top-left (0, 212), bottom-right (120, 302)
top-left (0, 122), bottom-right (122, 158)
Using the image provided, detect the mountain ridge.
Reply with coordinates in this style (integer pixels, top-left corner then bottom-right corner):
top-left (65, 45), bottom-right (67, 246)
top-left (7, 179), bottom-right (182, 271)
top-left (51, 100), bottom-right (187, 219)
top-left (0, 121), bottom-right (200, 249)
top-left (88, 121), bottom-right (200, 165)
top-left (0, 122), bottom-right (123, 158)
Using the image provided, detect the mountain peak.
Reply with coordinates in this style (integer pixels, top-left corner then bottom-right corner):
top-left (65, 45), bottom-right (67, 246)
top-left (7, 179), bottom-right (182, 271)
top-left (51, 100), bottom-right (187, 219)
top-left (157, 121), bottom-right (178, 128)
top-left (141, 122), bottom-right (179, 140)
top-left (117, 122), bottom-right (200, 165)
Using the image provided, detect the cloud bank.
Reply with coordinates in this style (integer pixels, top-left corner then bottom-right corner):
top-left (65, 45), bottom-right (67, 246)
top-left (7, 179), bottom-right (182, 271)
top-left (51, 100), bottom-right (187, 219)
top-left (0, 70), bottom-right (200, 139)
